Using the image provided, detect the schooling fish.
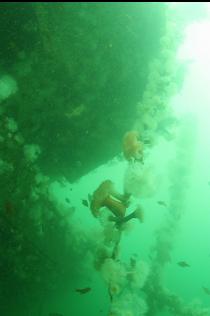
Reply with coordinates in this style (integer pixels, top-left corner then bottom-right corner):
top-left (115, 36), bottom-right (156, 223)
top-left (75, 287), bottom-right (91, 294)
top-left (177, 261), bottom-right (190, 268)
top-left (202, 286), bottom-right (210, 296)
top-left (82, 199), bottom-right (89, 207)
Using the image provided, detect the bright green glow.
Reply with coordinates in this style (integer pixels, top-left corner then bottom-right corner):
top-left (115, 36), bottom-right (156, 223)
top-left (178, 20), bottom-right (210, 62)
top-left (175, 11), bottom-right (210, 123)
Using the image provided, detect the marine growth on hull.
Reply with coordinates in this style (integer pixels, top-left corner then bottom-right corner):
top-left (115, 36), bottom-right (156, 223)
top-left (0, 2), bottom-right (210, 316)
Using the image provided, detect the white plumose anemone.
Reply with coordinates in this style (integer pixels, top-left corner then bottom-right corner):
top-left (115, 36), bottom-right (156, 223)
top-left (124, 161), bottom-right (157, 198)
top-left (0, 75), bottom-right (17, 102)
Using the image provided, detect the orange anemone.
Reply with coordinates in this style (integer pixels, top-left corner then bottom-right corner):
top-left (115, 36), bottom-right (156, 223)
top-left (122, 130), bottom-right (143, 161)
top-left (90, 180), bottom-right (126, 218)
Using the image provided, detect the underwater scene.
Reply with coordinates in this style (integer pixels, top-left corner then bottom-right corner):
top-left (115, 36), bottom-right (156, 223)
top-left (0, 2), bottom-right (210, 316)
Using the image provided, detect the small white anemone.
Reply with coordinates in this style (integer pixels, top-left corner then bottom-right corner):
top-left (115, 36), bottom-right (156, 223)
top-left (124, 161), bottom-right (157, 198)
top-left (24, 144), bottom-right (41, 162)
top-left (101, 258), bottom-right (126, 286)
top-left (110, 291), bottom-right (147, 316)
top-left (109, 282), bottom-right (121, 296)
top-left (0, 159), bottom-right (13, 174)
top-left (0, 75), bottom-right (17, 102)
top-left (128, 260), bottom-right (150, 290)
top-left (6, 117), bottom-right (18, 132)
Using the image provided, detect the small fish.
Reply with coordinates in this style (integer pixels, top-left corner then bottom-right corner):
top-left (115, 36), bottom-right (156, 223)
top-left (202, 286), bottom-right (210, 296)
top-left (130, 257), bottom-right (136, 268)
top-left (82, 199), bottom-right (89, 207)
top-left (157, 201), bottom-right (167, 207)
top-left (132, 253), bottom-right (138, 258)
top-left (75, 287), bottom-right (91, 294)
top-left (65, 198), bottom-right (70, 204)
top-left (177, 261), bottom-right (190, 268)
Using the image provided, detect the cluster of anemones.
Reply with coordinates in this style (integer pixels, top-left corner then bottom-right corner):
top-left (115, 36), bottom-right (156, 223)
top-left (89, 131), bottom-right (146, 222)
top-left (88, 131), bottom-right (150, 316)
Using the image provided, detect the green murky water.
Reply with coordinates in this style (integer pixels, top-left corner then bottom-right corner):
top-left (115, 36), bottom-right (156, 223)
top-left (0, 3), bottom-right (210, 316)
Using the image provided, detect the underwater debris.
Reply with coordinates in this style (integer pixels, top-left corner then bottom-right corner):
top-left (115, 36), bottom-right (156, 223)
top-left (90, 180), bottom-right (127, 218)
top-left (122, 130), bottom-right (144, 162)
top-left (177, 261), bottom-right (190, 268)
top-left (157, 200), bottom-right (167, 207)
top-left (75, 287), bottom-right (91, 294)
top-left (202, 286), bottom-right (210, 296)
top-left (82, 199), bottom-right (89, 207)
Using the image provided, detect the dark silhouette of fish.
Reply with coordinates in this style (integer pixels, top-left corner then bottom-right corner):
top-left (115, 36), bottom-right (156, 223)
top-left (82, 199), bottom-right (89, 207)
top-left (202, 286), bottom-right (210, 296)
top-left (177, 261), bottom-right (190, 268)
top-left (75, 287), bottom-right (91, 294)
top-left (65, 198), bottom-right (70, 204)
top-left (157, 200), bottom-right (167, 207)
top-left (130, 256), bottom-right (137, 268)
